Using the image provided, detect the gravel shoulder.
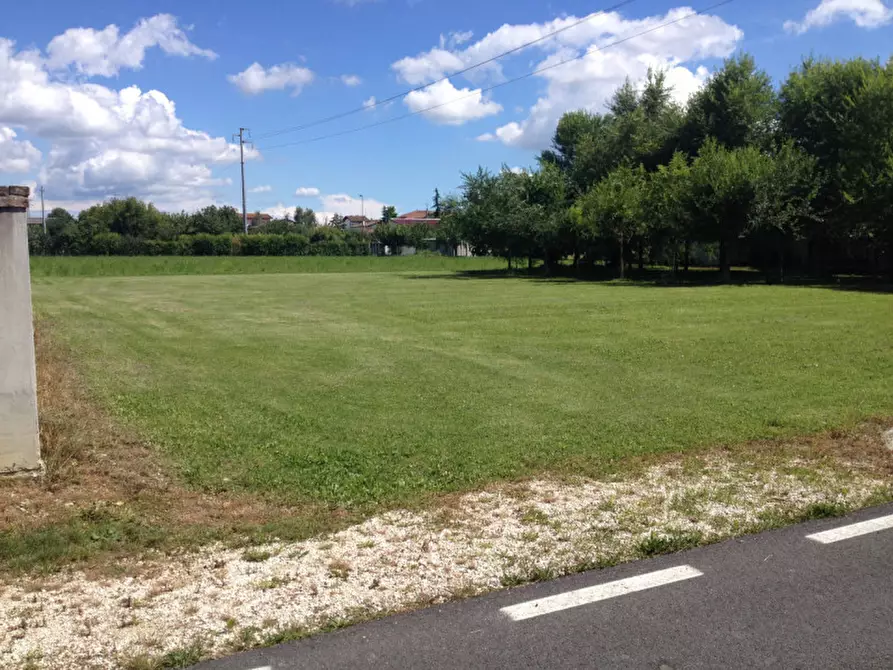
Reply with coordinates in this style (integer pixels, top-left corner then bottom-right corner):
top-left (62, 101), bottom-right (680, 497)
top-left (3, 445), bottom-right (890, 669)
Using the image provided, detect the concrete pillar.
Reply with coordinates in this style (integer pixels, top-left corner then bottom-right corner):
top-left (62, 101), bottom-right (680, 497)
top-left (0, 185), bottom-right (41, 474)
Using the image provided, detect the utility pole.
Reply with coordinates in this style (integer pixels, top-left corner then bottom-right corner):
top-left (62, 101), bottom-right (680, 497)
top-left (359, 194), bottom-right (364, 220)
top-left (233, 128), bottom-right (251, 233)
top-left (39, 185), bottom-right (45, 234)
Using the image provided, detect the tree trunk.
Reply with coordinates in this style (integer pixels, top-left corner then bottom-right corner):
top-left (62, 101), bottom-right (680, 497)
top-left (683, 240), bottom-right (691, 274)
top-left (619, 231), bottom-right (626, 279)
top-left (637, 239), bottom-right (644, 271)
top-left (507, 256), bottom-right (512, 272)
top-left (573, 249), bottom-right (580, 277)
top-left (719, 237), bottom-right (730, 283)
top-left (672, 245), bottom-right (678, 278)
top-left (528, 256), bottom-right (533, 272)
top-left (887, 228), bottom-right (893, 282)
top-left (778, 246), bottom-right (785, 284)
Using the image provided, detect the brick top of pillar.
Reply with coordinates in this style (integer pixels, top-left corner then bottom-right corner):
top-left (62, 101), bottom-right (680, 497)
top-left (0, 185), bottom-right (30, 210)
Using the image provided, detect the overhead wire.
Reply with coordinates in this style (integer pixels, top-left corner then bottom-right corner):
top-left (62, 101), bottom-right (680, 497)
top-left (251, 0), bottom-right (639, 141)
top-left (255, 0), bottom-right (735, 153)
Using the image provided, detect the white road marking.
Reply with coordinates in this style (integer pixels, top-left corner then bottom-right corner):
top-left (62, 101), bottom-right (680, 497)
top-left (500, 565), bottom-right (703, 622)
top-left (806, 513), bottom-right (893, 544)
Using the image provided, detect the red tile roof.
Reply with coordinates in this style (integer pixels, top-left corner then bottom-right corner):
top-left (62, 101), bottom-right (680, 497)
top-left (398, 209), bottom-right (432, 219)
top-left (393, 217), bottom-right (440, 227)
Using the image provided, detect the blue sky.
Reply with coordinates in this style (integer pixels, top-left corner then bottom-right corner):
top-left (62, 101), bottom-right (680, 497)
top-left (1, 0), bottom-right (891, 221)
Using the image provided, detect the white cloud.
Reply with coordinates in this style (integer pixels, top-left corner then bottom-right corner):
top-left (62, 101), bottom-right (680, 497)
top-left (0, 30), bottom-right (249, 210)
top-left (322, 193), bottom-right (391, 218)
top-left (263, 203), bottom-right (329, 224)
top-left (46, 14), bottom-right (216, 77)
top-left (0, 127), bottom-right (41, 172)
top-left (403, 78), bottom-right (502, 125)
top-left (392, 50), bottom-right (465, 86)
top-left (363, 96), bottom-right (377, 110)
top-left (250, 185), bottom-right (272, 193)
top-left (443, 7), bottom-right (743, 149)
top-left (508, 166), bottom-right (525, 174)
top-left (228, 62), bottom-right (314, 96)
top-left (784, 0), bottom-right (893, 33)
top-left (341, 74), bottom-right (362, 86)
top-left (269, 190), bottom-right (395, 225)
top-left (264, 203), bottom-right (295, 219)
top-left (495, 122), bottom-right (524, 145)
top-left (440, 30), bottom-right (475, 50)
top-left (476, 132), bottom-right (496, 142)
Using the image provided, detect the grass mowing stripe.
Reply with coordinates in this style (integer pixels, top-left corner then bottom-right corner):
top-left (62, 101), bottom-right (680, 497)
top-left (29, 255), bottom-right (507, 277)
top-left (31, 272), bottom-right (893, 508)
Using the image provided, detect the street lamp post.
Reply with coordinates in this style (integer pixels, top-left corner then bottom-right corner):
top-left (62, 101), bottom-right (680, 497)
top-left (359, 194), bottom-right (364, 220)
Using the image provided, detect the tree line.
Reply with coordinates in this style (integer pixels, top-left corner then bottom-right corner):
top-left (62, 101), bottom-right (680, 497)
top-left (28, 193), bottom-right (458, 257)
top-left (27, 199), bottom-right (375, 256)
top-left (444, 54), bottom-right (893, 279)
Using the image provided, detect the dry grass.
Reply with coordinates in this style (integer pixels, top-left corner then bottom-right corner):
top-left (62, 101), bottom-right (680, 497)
top-left (0, 323), bottom-right (346, 573)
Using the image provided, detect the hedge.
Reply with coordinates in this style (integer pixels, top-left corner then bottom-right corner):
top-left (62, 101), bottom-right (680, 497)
top-left (29, 232), bottom-right (374, 257)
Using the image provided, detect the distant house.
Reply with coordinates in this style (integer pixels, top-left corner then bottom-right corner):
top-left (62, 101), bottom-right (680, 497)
top-left (247, 213), bottom-right (272, 227)
top-left (342, 215), bottom-right (378, 232)
top-left (390, 209), bottom-right (471, 257)
top-left (392, 209), bottom-right (440, 227)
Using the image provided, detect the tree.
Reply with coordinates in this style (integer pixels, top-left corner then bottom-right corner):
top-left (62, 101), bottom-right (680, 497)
top-left (579, 164), bottom-right (646, 278)
top-left (634, 69), bottom-right (685, 171)
top-left (643, 152), bottom-right (693, 275)
top-left (45, 207), bottom-right (76, 234)
top-left (539, 110), bottom-right (606, 173)
top-left (689, 140), bottom-right (771, 281)
top-left (45, 207), bottom-right (81, 254)
top-left (294, 207), bottom-right (317, 228)
top-left (521, 162), bottom-right (568, 271)
top-left (566, 116), bottom-right (618, 197)
top-left (372, 223), bottom-right (407, 255)
top-left (189, 205), bottom-right (242, 234)
top-left (432, 188), bottom-right (442, 217)
top-left (330, 213), bottom-right (345, 229)
top-left (381, 205), bottom-right (398, 223)
top-left (435, 195), bottom-right (465, 255)
top-left (452, 167), bottom-right (532, 269)
top-left (681, 54), bottom-right (776, 154)
top-left (779, 57), bottom-right (893, 274)
top-left (749, 142), bottom-right (820, 281)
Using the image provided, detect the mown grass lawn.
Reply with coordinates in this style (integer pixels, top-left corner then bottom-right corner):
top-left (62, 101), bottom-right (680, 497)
top-left (31, 267), bottom-right (893, 508)
top-left (29, 254), bottom-right (506, 277)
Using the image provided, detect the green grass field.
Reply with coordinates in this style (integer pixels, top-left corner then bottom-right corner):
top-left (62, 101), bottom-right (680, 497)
top-left (32, 262), bottom-right (893, 509)
top-left (30, 255), bottom-right (506, 277)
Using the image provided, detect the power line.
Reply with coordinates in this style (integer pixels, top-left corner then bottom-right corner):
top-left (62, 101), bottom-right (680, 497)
top-left (256, 0), bottom-right (734, 154)
top-left (252, 0), bottom-right (638, 141)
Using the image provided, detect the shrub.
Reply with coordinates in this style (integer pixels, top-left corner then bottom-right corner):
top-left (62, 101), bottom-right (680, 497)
top-left (118, 236), bottom-right (145, 256)
top-left (91, 232), bottom-right (123, 256)
top-left (140, 239), bottom-right (180, 256)
top-left (179, 234), bottom-right (233, 256)
top-left (28, 226), bottom-right (48, 255)
top-left (281, 234), bottom-right (310, 255)
top-left (238, 234), bottom-right (267, 256)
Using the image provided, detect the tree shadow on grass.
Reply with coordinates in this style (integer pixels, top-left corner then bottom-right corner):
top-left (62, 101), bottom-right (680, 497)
top-left (403, 265), bottom-right (893, 293)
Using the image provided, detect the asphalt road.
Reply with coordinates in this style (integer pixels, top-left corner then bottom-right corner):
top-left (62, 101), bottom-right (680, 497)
top-left (195, 503), bottom-right (893, 670)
